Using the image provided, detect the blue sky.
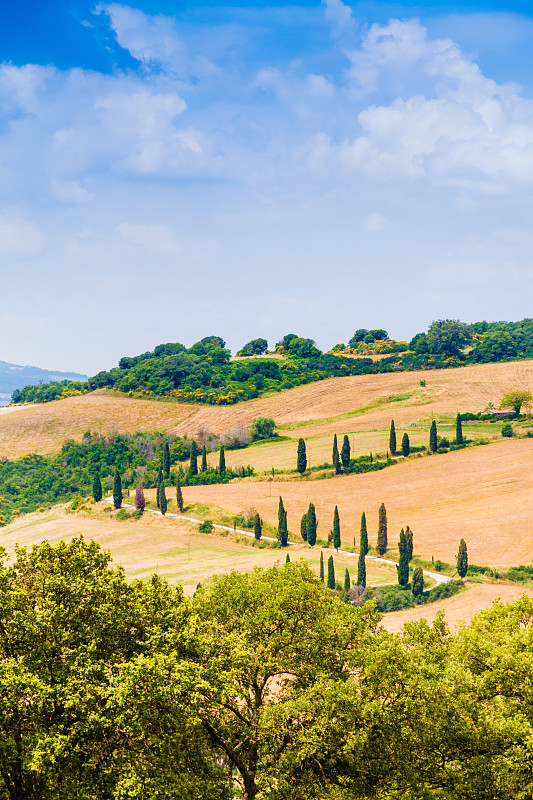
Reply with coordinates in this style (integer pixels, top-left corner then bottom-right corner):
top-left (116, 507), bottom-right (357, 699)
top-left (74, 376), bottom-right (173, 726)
top-left (2, 0), bottom-right (533, 373)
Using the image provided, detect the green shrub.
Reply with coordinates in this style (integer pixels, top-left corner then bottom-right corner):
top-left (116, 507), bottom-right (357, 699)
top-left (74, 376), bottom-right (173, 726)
top-left (507, 565), bottom-right (533, 583)
top-left (502, 423), bottom-right (514, 437)
top-left (199, 520), bottom-right (214, 533)
top-left (116, 509), bottom-right (131, 520)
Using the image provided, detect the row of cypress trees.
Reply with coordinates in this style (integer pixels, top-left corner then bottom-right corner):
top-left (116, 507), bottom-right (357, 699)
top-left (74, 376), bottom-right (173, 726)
top-left (188, 442), bottom-right (226, 477)
top-left (390, 414), bottom-right (464, 456)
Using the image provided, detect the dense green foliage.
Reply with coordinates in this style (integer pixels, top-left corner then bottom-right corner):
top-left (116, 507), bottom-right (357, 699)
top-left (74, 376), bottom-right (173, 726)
top-left (332, 434), bottom-right (341, 474)
top-left (254, 513), bottom-right (262, 541)
top-left (297, 437), bottom-right (307, 474)
top-left (359, 513), bottom-right (368, 557)
top-left (300, 512), bottom-right (308, 542)
top-left (456, 412), bottom-right (463, 445)
top-left (341, 435), bottom-right (350, 470)
top-left (332, 505), bottom-right (341, 550)
top-left (389, 420), bottom-right (396, 455)
top-left (429, 420), bottom-right (438, 453)
top-left (278, 496), bottom-right (288, 547)
top-left (457, 538), bottom-right (469, 578)
top-left (306, 502), bottom-right (317, 547)
top-left (0, 431), bottom-right (250, 522)
top-left (112, 468), bottom-right (122, 509)
top-left (397, 529), bottom-right (409, 587)
top-left (5, 541), bottom-right (533, 800)
top-left (377, 503), bottom-right (387, 555)
top-left (14, 318), bottom-right (533, 408)
top-left (401, 432), bottom-right (410, 456)
top-left (412, 566), bottom-right (424, 596)
top-left (327, 554), bottom-right (335, 589)
top-left (237, 338), bottom-right (268, 356)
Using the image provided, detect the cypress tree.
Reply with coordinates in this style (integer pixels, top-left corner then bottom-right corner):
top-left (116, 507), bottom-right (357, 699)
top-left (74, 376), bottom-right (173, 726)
top-left (341, 435), bottom-right (351, 471)
top-left (377, 502), bottom-right (387, 555)
top-left (254, 513), bottom-right (262, 541)
top-left (405, 526), bottom-right (413, 561)
top-left (429, 420), bottom-right (438, 453)
top-left (332, 506), bottom-right (341, 551)
top-left (412, 566), bottom-right (424, 596)
top-left (135, 483), bottom-right (145, 511)
top-left (285, 553), bottom-right (290, 564)
top-left (456, 413), bottom-right (463, 445)
top-left (306, 503), bottom-right (317, 547)
top-left (327, 555), bottom-right (335, 589)
top-left (113, 469), bottom-right (122, 509)
top-left (92, 473), bottom-right (102, 502)
top-left (297, 438), bottom-right (307, 474)
top-left (156, 482), bottom-right (161, 509)
top-left (300, 513), bottom-right (308, 541)
top-left (163, 442), bottom-right (170, 479)
top-left (401, 433), bottom-right (410, 457)
top-left (457, 538), bottom-right (468, 578)
top-left (189, 442), bottom-right (198, 476)
top-left (398, 529), bottom-right (409, 587)
top-left (219, 445), bottom-right (226, 476)
top-left (360, 512), bottom-right (368, 557)
top-left (156, 466), bottom-right (163, 487)
top-left (332, 434), bottom-right (341, 474)
top-left (344, 568), bottom-right (351, 592)
top-left (357, 551), bottom-right (366, 587)
top-left (201, 444), bottom-right (208, 472)
top-left (278, 497), bottom-right (288, 547)
top-left (319, 550), bottom-right (324, 582)
top-left (389, 420), bottom-right (397, 455)
top-left (176, 477), bottom-right (184, 513)
top-left (160, 486), bottom-right (167, 516)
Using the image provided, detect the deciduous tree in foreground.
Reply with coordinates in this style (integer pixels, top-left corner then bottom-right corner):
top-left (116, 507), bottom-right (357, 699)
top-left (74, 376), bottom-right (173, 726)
top-left (1, 540), bottom-right (533, 800)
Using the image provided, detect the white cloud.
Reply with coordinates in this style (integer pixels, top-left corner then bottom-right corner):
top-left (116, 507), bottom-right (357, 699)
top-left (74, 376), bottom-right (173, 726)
top-left (322, 0), bottom-right (357, 42)
top-left (0, 213), bottom-right (46, 258)
top-left (51, 180), bottom-right (92, 203)
top-left (115, 222), bottom-right (182, 256)
top-left (360, 212), bottom-right (391, 232)
top-left (306, 18), bottom-right (533, 187)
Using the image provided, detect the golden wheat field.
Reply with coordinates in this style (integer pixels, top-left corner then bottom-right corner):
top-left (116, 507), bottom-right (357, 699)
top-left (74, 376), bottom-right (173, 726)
top-left (2, 360), bottom-right (533, 461)
top-left (174, 359), bottom-right (533, 439)
top-left (183, 437), bottom-right (533, 568)
top-left (1, 506), bottom-right (394, 594)
top-left (0, 390), bottom-right (196, 458)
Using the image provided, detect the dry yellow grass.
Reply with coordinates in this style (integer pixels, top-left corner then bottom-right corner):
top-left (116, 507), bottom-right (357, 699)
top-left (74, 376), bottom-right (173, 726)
top-left (174, 359), bottom-right (533, 439)
top-left (0, 390), bottom-right (196, 458)
top-left (183, 437), bottom-right (533, 568)
top-left (2, 506), bottom-right (394, 594)
top-left (381, 583), bottom-right (533, 633)
top-left (3, 360), bottom-right (533, 461)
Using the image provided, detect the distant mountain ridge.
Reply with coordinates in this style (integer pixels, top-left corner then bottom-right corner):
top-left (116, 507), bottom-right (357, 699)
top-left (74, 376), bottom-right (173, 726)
top-left (0, 360), bottom-right (87, 404)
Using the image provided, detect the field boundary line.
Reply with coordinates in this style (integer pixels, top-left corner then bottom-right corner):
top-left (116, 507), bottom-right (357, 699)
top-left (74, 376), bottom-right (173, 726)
top-left (105, 497), bottom-right (450, 587)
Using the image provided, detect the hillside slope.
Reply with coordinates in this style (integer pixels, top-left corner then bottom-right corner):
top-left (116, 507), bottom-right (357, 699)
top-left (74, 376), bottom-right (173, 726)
top-left (2, 360), bottom-right (532, 459)
top-left (173, 360), bottom-right (533, 439)
top-left (0, 390), bottom-right (196, 458)
top-left (183, 437), bottom-right (533, 568)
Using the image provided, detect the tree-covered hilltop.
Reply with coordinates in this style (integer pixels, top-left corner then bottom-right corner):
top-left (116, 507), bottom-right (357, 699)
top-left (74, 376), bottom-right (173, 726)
top-left (2, 539), bottom-right (533, 800)
top-left (12, 318), bottom-right (533, 406)
top-left (12, 335), bottom-right (395, 405)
